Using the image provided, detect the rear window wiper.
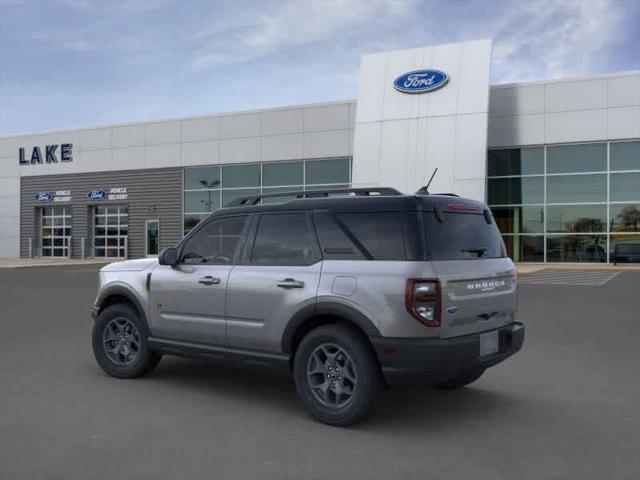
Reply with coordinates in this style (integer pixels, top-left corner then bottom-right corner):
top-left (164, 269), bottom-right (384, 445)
top-left (461, 248), bottom-right (487, 257)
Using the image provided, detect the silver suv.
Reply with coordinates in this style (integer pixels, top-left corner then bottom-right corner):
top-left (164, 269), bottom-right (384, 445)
top-left (91, 187), bottom-right (524, 426)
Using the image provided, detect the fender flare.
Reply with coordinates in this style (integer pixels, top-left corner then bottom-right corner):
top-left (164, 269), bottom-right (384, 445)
top-left (94, 284), bottom-right (149, 330)
top-left (281, 301), bottom-right (381, 354)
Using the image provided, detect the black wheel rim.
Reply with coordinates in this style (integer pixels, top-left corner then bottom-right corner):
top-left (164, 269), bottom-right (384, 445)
top-left (306, 343), bottom-right (357, 409)
top-left (103, 317), bottom-right (141, 366)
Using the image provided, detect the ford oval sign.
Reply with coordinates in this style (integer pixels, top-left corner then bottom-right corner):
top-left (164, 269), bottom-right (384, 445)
top-left (35, 192), bottom-right (53, 202)
top-left (87, 190), bottom-right (107, 201)
top-left (393, 69), bottom-right (449, 94)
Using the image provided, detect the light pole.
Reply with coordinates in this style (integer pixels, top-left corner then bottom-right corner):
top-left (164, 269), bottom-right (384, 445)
top-left (199, 179), bottom-right (220, 211)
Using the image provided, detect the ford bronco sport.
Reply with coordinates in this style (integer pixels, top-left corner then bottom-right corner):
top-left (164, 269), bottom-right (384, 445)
top-left (91, 187), bottom-right (524, 426)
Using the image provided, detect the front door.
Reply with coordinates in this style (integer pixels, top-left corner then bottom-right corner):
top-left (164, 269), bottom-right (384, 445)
top-left (226, 212), bottom-right (322, 353)
top-left (149, 214), bottom-right (250, 346)
top-left (145, 219), bottom-right (159, 257)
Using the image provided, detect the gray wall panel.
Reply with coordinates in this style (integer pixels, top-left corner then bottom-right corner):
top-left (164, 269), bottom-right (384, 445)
top-left (20, 168), bottom-right (182, 258)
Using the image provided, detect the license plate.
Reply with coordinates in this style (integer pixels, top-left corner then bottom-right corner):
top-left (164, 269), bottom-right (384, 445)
top-left (479, 331), bottom-right (499, 357)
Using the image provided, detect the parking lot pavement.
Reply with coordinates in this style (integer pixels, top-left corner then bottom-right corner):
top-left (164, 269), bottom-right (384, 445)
top-left (1, 265), bottom-right (639, 480)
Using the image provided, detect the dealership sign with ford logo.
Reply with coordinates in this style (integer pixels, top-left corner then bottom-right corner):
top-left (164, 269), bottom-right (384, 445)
top-left (87, 190), bottom-right (108, 200)
top-left (393, 69), bottom-right (449, 93)
top-left (88, 187), bottom-right (128, 201)
top-left (35, 192), bottom-right (53, 202)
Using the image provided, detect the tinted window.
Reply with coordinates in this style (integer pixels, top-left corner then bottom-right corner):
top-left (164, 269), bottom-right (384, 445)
top-left (251, 214), bottom-right (316, 265)
top-left (336, 213), bottom-right (408, 260)
top-left (181, 216), bottom-right (248, 264)
top-left (487, 148), bottom-right (544, 176)
top-left (547, 143), bottom-right (606, 173)
top-left (610, 172), bottom-right (640, 202)
top-left (424, 212), bottom-right (506, 260)
top-left (491, 206), bottom-right (544, 234)
top-left (314, 212), bottom-right (365, 260)
top-left (305, 158), bottom-right (350, 185)
top-left (610, 141), bottom-right (640, 171)
top-left (546, 174), bottom-right (606, 203)
top-left (547, 204), bottom-right (606, 232)
top-left (488, 177), bottom-right (544, 205)
top-left (184, 166), bottom-right (221, 190)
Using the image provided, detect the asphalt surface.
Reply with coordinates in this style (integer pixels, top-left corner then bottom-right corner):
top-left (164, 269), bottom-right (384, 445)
top-left (1, 265), bottom-right (639, 480)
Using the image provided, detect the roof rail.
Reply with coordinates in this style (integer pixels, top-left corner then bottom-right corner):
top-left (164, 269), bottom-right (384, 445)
top-left (225, 187), bottom-right (402, 207)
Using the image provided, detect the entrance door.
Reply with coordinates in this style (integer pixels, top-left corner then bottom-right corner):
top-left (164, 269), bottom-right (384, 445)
top-left (145, 219), bottom-right (159, 257)
top-left (148, 214), bottom-right (250, 346)
top-left (40, 206), bottom-right (71, 257)
top-left (93, 205), bottom-right (128, 258)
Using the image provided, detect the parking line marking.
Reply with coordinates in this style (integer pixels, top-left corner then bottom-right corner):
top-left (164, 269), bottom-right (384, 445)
top-left (519, 271), bottom-right (620, 286)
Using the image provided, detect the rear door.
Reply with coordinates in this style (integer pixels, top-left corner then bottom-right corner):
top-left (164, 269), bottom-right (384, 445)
top-left (423, 208), bottom-right (517, 339)
top-left (225, 212), bottom-right (321, 353)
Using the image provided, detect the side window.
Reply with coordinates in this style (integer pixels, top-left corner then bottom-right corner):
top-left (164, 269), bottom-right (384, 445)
top-left (314, 212), bottom-right (365, 260)
top-left (181, 216), bottom-right (248, 264)
top-left (336, 212), bottom-right (408, 260)
top-left (251, 213), bottom-right (317, 265)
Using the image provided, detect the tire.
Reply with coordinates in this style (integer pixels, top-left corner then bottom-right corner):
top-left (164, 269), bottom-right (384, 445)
top-left (293, 324), bottom-right (382, 426)
top-left (432, 368), bottom-right (485, 390)
top-left (92, 303), bottom-right (161, 379)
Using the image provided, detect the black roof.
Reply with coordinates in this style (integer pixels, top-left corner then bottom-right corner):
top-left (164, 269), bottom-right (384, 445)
top-left (214, 187), bottom-right (488, 217)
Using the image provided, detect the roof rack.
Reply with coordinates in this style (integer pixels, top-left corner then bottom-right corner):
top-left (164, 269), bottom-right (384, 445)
top-left (225, 187), bottom-right (402, 207)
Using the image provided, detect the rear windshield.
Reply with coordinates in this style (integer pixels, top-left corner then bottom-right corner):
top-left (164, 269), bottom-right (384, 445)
top-left (423, 212), bottom-right (507, 260)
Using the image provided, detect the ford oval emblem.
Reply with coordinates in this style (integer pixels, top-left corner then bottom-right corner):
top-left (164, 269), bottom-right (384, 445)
top-left (87, 190), bottom-right (107, 200)
top-left (393, 69), bottom-right (449, 94)
top-left (35, 192), bottom-right (53, 202)
top-left (446, 305), bottom-right (459, 314)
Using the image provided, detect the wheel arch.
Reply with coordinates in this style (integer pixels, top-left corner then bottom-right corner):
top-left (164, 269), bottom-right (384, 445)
top-left (95, 285), bottom-right (149, 332)
top-left (282, 302), bottom-right (381, 358)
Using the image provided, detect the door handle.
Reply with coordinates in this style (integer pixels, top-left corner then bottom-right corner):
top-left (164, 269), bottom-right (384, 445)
top-left (198, 276), bottom-right (221, 285)
top-left (277, 278), bottom-right (305, 288)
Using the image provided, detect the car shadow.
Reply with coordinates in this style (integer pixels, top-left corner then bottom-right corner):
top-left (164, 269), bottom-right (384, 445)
top-left (138, 356), bottom-right (525, 431)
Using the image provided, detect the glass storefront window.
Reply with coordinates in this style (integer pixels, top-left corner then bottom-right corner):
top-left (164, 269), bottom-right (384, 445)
top-left (609, 203), bottom-right (640, 232)
top-left (487, 177), bottom-right (543, 205)
top-left (547, 174), bottom-right (606, 203)
top-left (610, 172), bottom-right (640, 202)
top-left (487, 147), bottom-right (544, 176)
top-left (491, 206), bottom-right (543, 233)
top-left (262, 186), bottom-right (302, 204)
top-left (502, 235), bottom-right (544, 262)
top-left (222, 164), bottom-right (261, 188)
top-left (546, 204), bottom-right (606, 233)
top-left (547, 143), bottom-right (606, 174)
top-left (222, 188), bottom-right (261, 206)
top-left (263, 162), bottom-right (303, 187)
top-left (546, 235), bottom-right (607, 263)
top-left (610, 234), bottom-right (640, 263)
top-left (184, 214), bottom-right (207, 233)
top-left (610, 141), bottom-right (640, 171)
top-left (305, 158), bottom-right (350, 185)
top-left (184, 166), bottom-right (221, 190)
top-left (184, 190), bottom-right (220, 213)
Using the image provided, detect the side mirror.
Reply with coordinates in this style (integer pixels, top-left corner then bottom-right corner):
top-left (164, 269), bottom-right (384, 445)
top-left (158, 247), bottom-right (178, 266)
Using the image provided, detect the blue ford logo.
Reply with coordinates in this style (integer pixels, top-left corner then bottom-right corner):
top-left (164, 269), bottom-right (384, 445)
top-left (35, 192), bottom-right (53, 202)
top-left (393, 69), bottom-right (449, 94)
top-left (446, 306), bottom-right (459, 314)
top-left (87, 190), bottom-right (107, 200)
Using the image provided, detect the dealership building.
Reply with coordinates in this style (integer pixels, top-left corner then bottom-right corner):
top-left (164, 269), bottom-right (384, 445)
top-left (1, 39), bottom-right (639, 263)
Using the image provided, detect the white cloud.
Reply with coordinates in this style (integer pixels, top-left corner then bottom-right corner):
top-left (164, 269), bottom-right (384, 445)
top-left (491, 0), bottom-right (624, 83)
top-left (189, 0), bottom-right (415, 71)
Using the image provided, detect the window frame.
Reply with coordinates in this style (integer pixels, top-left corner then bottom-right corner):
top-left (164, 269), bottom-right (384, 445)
top-left (177, 213), bottom-right (252, 266)
top-left (240, 211), bottom-right (322, 267)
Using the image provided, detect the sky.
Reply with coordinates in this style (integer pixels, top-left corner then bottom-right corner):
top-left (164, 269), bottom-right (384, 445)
top-left (1, 0), bottom-right (639, 135)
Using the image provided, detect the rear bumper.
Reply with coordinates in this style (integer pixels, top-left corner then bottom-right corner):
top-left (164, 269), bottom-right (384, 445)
top-left (371, 322), bottom-right (524, 386)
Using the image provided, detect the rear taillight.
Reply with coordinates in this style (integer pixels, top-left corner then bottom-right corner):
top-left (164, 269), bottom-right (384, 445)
top-left (405, 278), bottom-right (441, 327)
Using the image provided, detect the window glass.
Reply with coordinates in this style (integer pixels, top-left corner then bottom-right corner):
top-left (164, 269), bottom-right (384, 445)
top-left (488, 177), bottom-right (544, 205)
top-left (491, 206), bottom-right (543, 233)
top-left (262, 162), bottom-right (303, 187)
top-left (546, 235), bottom-right (607, 263)
top-left (610, 141), bottom-right (640, 171)
top-left (547, 174), bottom-right (606, 203)
top-left (184, 191), bottom-right (220, 213)
top-left (251, 213), bottom-right (315, 265)
top-left (423, 212), bottom-right (505, 260)
top-left (184, 166), bottom-right (221, 190)
top-left (222, 164), bottom-right (260, 188)
top-left (222, 188), bottom-right (261, 206)
top-left (610, 235), bottom-right (640, 263)
top-left (262, 187), bottom-right (301, 204)
top-left (546, 204), bottom-right (606, 232)
top-left (314, 212), bottom-right (365, 260)
top-left (184, 214), bottom-right (207, 233)
top-left (181, 216), bottom-right (247, 264)
top-left (547, 143), bottom-right (606, 174)
top-left (487, 148), bottom-right (544, 176)
top-left (610, 172), bottom-right (640, 202)
top-left (502, 235), bottom-right (544, 262)
top-left (609, 204), bottom-right (640, 233)
top-left (305, 158), bottom-right (350, 185)
top-left (337, 213), bottom-right (408, 260)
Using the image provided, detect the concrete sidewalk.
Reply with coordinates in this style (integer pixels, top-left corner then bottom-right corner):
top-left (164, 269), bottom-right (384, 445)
top-left (1, 257), bottom-right (639, 272)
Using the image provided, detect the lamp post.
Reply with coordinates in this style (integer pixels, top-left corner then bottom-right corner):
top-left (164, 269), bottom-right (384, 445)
top-left (199, 179), bottom-right (220, 212)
